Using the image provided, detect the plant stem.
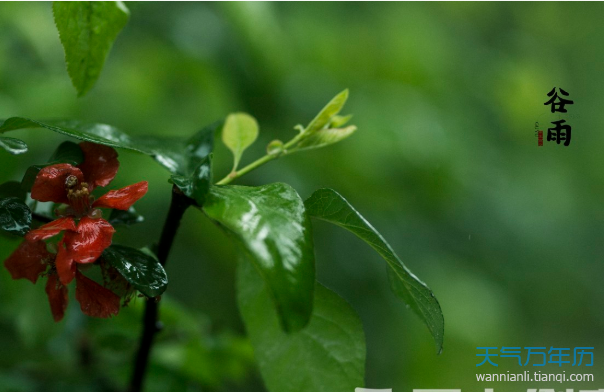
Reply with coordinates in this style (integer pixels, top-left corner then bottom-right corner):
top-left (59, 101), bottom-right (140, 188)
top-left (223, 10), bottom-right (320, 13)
top-left (128, 186), bottom-right (193, 392)
top-left (216, 154), bottom-right (278, 185)
top-left (215, 132), bottom-right (305, 185)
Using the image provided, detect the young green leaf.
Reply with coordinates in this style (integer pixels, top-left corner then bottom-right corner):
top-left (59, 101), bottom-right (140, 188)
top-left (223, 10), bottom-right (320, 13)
top-left (266, 139), bottom-right (284, 155)
top-left (304, 89), bottom-right (349, 135)
top-left (0, 197), bottom-right (32, 236)
top-left (296, 125), bottom-right (357, 151)
top-left (222, 113), bottom-right (259, 171)
top-left (329, 114), bottom-right (353, 128)
top-left (53, 1), bottom-right (130, 97)
top-left (305, 188), bottom-right (444, 353)
top-left (101, 244), bottom-right (168, 298)
top-left (0, 136), bottom-right (27, 155)
top-left (203, 183), bottom-right (315, 332)
top-left (237, 259), bottom-right (365, 392)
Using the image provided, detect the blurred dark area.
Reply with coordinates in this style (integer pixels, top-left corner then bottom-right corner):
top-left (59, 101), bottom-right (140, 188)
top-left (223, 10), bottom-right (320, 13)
top-left (1, 2), bottom-right (603, 391)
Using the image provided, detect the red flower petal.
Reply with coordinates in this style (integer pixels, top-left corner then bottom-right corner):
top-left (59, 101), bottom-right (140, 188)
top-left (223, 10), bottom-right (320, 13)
top-left (46, 274), bottom-right (68, 322)
top-left (78, 142), bottom-right (119, 190)
top-left (56, 238), bottom-right (76, 285)
top-left (4, 240), bottom-right (50, 283)
top-left (92, 181), bottom-right (148, 210)
top-left (75, 271), bottom-right (120, 318)
top-left (25, 216), bottom-right (77, 242)
top-left (66, 217), bottom-right (115, 264)
top-left (31, 164), bottom-right (84, 204)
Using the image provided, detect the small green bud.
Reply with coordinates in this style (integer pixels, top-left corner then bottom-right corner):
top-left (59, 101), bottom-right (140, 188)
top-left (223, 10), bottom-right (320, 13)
top-left (267, 140), bottom-right (284, 155)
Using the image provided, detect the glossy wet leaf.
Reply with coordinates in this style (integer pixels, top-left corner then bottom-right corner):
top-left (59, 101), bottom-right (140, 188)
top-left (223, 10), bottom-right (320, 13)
top-left (101, 244), bottom-right (168, 298)
top-left (203, 183), bottom-right (315, 332)
top-left (0, 136), bottom-right (27, 155)
top-left (297, 125), bottom-right (357, 151)
top-left (0, 136), bottom-right (26, 155)
top-left (108, 207), bottom-right (144, 226)
top-left (170, 124), bottom-right (215, 205)
top-left (0, 182), bottom-right (26, 201)
top-left (53, 1), bottom-right (129, 97)
top-left (237, 259), bottom-right (365, 392)
top-left (0, 117), bottom-right (219, 176)
top-left (305, 188), bottom-right (444, 353)
top-left (0, 117), bottom-right (141, 151)
top-left (222, 113), bottom-right (259, 171)
top-left (171, 156), bottom-right (212, 205)
top-left (181, 122), bottom-right (216, 175)
top-left (0, 197), bottom-right (32, 236)
top-left (304, 89), bottom-right (349, 136)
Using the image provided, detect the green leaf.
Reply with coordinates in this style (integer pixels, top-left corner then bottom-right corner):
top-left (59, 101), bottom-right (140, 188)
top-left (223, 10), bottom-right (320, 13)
top-left (305, 188), bottom-right (444, 353)
top-left (0, 136), bottom-right (27, 155)
top-left (203, 183), bottom-right (315, 332)
top-left (0, 118), bottom-right (220, 176)
top-left (304, 89), bottom-right (349, 135)
top-left (53, 1), bottom-right (129, 97)
top-left (222, 113), bottom-right (259, 171)
top-left (171, 156), bottom-right (212, 205)
top-left (329, 114), bottom-right (353, 128)
top-left (48, 141), bottom-right (85, 165)
top-left (101, 244), bottom-right (168, 298)
top-left (237, 259), bottom-right (365, 392)
top-left (0, 117), bottom-right (139, 151)
top-left (182, 122), bottom-right (216, 175)
top-left (0, 182), bottom-right (26, 201)
top-left (20, 166), bottom-right (44, 193)
top-left (296, 125), bottom-right (357, 151)
top-left (108, 207), bottom-right (144, 226)
top-left (151, 298), bottom-right (255, 387)
top-left (170, 124), bottom-right (214, 205)
top-left (0, 197), bottom-right (32, 236)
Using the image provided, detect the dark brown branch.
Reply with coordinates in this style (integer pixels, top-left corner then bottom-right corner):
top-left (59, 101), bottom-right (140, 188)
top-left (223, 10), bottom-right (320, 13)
top-left (128, 186), bottom-right (193, 392)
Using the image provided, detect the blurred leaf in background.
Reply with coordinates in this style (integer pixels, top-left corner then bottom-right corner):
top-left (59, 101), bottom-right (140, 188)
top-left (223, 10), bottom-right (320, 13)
top-left (53, 1), bottom-right (129, 96)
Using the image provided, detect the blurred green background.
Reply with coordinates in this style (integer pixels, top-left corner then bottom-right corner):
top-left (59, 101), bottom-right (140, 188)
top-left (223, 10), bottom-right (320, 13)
top-left (1, 2), bottom-right (603, 391)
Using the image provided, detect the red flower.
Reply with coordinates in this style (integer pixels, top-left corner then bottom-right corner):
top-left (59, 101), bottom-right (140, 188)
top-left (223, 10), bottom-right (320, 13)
top-left (5, 240), bottom-right (120, 322)
top-left (3, 142), bottom-right (147, 321)
top-left (4, 239), bottom-right (50, 283)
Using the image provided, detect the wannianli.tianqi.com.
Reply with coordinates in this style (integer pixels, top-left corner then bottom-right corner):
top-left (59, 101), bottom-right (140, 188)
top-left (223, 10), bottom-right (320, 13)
top-left (476, 371), bottom-right (594, 382)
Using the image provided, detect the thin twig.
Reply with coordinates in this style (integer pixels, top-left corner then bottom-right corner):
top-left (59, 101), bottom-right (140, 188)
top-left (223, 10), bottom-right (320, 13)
top-left (215, 129), bottom-right (305, 185)
top-left (128, 186), bottom-right (193, 392)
